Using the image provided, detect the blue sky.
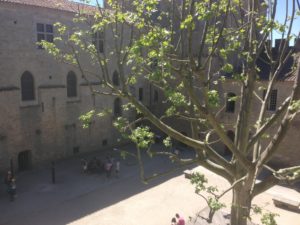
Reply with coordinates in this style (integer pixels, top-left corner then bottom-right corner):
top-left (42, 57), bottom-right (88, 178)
top-left (275, 1), bottom-right (300, 39)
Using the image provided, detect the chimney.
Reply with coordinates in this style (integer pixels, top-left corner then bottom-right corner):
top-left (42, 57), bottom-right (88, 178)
top-left (275, 39), bottom-right (288, 50)
top-left (265, 40), bottom-right (271, 48)
top-left (294, 38), bottom-right (300, 52)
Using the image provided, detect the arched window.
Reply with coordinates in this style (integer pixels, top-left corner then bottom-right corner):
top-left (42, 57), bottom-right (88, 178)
top-left (112, 70), bottom-right (119, 86)
top-left (67, 71), bottom-right (77, 97)
top-left (225, 92), bottom-right (236, 113)
top-left (21, 71), bottom-right (35, 101)
top-left (114, 98), bottom-right (122, 117)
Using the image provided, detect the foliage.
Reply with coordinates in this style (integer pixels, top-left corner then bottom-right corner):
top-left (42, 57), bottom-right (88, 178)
top-left (129, 126), bottom-right (154, 149)
top-left (43, 0), bottom-right (300, 225)
top-left (251, 205), bottom-right (279, 225)
top-left (260, 212), bottom-right (279, 225)
top-left (191, 172), bottom-right (226, 222)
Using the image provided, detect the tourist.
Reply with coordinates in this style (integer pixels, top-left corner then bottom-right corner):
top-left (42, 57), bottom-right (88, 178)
top-left (175, 213), bottom-right (185, 225)
top-left (105, 160), bottom-right (113, 178)
top-left (4, 170), bottom-right (12, 186)
top-left (8, 178), bottom-right (16, 201)
top-left (171, 217), bottom-right (177, 225)
top-left (4, 170), bottom-right (13, 197)
top-left (81, 159), bottom-right (88, 173)
top-left (115, 160), bottom-right (120, 177)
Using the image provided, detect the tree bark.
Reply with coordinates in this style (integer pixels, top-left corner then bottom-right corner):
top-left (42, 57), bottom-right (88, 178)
top-left (230, 186), bottom-right (251, 225)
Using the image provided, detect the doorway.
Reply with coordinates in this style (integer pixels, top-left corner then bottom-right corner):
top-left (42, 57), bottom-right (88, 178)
top-left (18, 150), bottom-right (32, 171)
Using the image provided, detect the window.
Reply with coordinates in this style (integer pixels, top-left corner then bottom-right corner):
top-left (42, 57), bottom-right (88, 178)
top-left (114, 98), bottom-right (122, 117)
top-left (139, 88), bottom-right (143, 101)
top-left (263, 89), bottom-right (277, 111)
top-left (37, 23), bottom-right (53, 49)
top-left (112, 70), bottom-right (119, 86)
top-left (93, 31), bottom-right (104, 53)
top-left (67, 71), bottom-right (77, 97)
top-left (225, 92), bottom-right (236, 113)
top-left (21, 71), bottom-right (35, 101)
top-left (102, 139), bottom-right (108, 146)
top-left (154, 90), bottom-right (159, 102)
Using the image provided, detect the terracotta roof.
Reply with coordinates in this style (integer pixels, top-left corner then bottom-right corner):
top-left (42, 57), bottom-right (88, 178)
top-left (0, 0), bottom-right (97, 13)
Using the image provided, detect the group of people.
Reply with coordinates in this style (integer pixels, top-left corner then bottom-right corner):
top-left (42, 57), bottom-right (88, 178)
top-left (104, 156), bottom-right (120, 178)
top-left (171, 213), bottom-right (185, 225)
top-left (81, 156), bottom-right (120, 178)
top-left (3, 171), bottom-right (17, 201)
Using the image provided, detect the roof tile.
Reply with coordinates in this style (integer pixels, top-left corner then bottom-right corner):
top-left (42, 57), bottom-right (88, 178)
top-left (0, 0), bottom-right (96, 13)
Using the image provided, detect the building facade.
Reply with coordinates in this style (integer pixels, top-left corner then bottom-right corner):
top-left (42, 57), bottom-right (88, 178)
top-left (0, 0), bottom-right (139, 172)
top-left (219, 40), bottom-right (300, 166)
top-left (0, 0), bottom-right (299, 174)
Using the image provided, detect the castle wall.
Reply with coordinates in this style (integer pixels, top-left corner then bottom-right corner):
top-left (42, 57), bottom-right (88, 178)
top-left (0, 3), bottom-right (128, 172)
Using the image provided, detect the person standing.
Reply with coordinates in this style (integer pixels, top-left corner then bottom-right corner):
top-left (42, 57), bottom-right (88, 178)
top-left (171, 217), bottom-right (177, 225)
top-left (4, 171), bottom-right (12, 186)
top-left (115, 160), bottom-right (120, 178)
top-left (175, 213), bottom-right (185, 225)
top-left (8, 178), bottom-right (16, 201)
top-left (4, 171), bottom-right (13, 196)
top-left (105, 160), bottom-right (112, 178)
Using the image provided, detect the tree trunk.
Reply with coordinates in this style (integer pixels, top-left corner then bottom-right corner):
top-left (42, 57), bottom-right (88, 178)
top-left (230, 186), bottom-right (251, 225)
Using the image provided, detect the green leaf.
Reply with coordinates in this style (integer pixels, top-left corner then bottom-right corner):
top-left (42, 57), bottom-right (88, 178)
top-left (79, 110), bottom-right (96, 128)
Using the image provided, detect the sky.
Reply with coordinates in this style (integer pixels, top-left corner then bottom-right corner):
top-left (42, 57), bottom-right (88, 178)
top-left (73, 0), bottom-right (102, 6)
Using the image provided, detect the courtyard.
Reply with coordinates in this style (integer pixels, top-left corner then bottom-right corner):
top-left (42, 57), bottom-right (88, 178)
top-left (0, 144), bottom-right (300, 225)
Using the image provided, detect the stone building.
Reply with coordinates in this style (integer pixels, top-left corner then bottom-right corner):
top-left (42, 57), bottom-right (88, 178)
top-left (219, 40), bottom-right (300, 166)
top-left (104, 0), bottom-right (300, 167)
top-left (0, 0), bottom-right (143, 172)
top-left (0, 0), bottom-right (298, 174)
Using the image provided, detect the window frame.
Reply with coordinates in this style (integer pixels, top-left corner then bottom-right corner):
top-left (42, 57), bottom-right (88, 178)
top-left (92, 31), bottom-right (104, 53)
top-left (37, 23), bottom-right (54, 49)
top-left (112, 70), bottom-right (120, 86)
top-left (139, 88), bottom-right (143, 101)
top-left (263, 89), bottom-right (277, 111)
top-left (21, 71), bottom-right (35, 101)
top-left (67, 71), bottom-right (77, 98)
top-left (225, 92), bottom-right (236, 113)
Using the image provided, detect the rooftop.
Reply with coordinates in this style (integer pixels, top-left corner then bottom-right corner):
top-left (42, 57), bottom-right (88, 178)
top-left (0, 0), bottom-right (96, 13)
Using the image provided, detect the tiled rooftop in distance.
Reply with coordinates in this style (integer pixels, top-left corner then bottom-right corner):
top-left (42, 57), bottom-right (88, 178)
top-left (0, 0), bottom-right (96, 13)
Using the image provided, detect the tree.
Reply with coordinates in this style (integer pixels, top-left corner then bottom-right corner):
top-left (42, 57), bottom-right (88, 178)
top-left (43, 0), bottom-right (300, 224)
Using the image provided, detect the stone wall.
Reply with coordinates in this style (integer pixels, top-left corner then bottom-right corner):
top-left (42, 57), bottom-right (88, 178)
top-left (0, 3), bottom-right (132, 172)
top-left (220, 79), bottom-right (300, 166)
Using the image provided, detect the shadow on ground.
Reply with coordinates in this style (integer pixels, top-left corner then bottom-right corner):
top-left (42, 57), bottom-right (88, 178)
top-left (0, 143), bottom-right (197, 225)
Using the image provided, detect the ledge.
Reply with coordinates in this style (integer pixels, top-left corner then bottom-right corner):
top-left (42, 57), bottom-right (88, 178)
top-left (20, 102), bottom-right (40, 108)
top-left (80, 81), bottom-right (102, 86)
top-left (66, 99), bottom-right (81, 104)
top-left (38, 85), bottom-right (66, 89)
top-left (273, 196), bottom-right (300, 212)
top-left (0, 86), bottom-right (19, 92)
